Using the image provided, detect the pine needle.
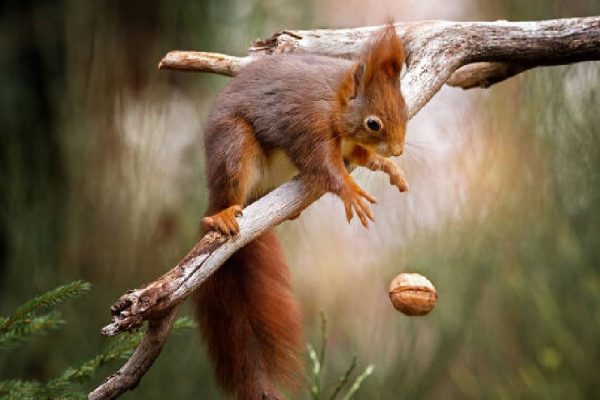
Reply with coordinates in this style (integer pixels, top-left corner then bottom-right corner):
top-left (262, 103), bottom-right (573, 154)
top-left (0, 311), bottom-right (64, 352)
top-left (0, 281), bottom-right (91, 332)
top-left (0, 279), bottom-right (195, 399)
top-left (328, 356), bottom-right (357, 400)
top-left (341, 365), bottom-right (374, 400)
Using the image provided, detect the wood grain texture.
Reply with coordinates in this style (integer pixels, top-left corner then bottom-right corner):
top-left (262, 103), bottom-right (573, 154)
top-left (91, 16), bottom-right (600, 399)
top-left (89, 307), bottom-right (179, 400)
top-left (160, 17), bottom-right (600, 113)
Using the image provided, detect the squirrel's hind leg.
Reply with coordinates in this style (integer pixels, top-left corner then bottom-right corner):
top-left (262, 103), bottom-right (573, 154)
top-left (203, 116), bottom-right (264, 236)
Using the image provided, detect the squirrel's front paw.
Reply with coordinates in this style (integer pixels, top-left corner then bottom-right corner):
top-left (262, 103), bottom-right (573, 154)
top-left (339, 183), bottom-right (377, 227)
top-left (389, 168), bottom-right (409, 192)
top-left (201, 205), bottom-right (243, 236)
top-left (383, 162), bottom-right (409, 192)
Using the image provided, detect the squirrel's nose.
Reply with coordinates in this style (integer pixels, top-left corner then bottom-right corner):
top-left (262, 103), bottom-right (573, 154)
top-left (391, 145), bottom-right (404, 157)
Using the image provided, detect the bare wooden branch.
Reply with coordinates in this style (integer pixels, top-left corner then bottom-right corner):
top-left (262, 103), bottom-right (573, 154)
top-left (157, 51), bottom-right (251, 76)
top-left (89, 306), bottom-right (180, 400)
top-left (155, 51), bottom-right (531, 90)
top-left (100, 179), bottom-right (320, 336)
top-left (160, 17), bottom-right (600, 112)
top-left (91, 16), bottom-right (600, 400)
top-left (446, 62), bottom-right (532, 89)
top-left (158, 51), bottom-right (246, 76)
top-left (90, 179), bottom-right (321, 400)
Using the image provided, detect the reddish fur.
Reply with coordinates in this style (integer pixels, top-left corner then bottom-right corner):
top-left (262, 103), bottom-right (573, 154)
top-left (194, 231), bottom-right (302, 399)
top-left (362, 25), bottom-right (404, 85)
top-left (337, 25), bottom-right (404, 104)
top-left (195, 25), bottom-right (408, 399)
top-left (349, 145), bottom-right (371, 165)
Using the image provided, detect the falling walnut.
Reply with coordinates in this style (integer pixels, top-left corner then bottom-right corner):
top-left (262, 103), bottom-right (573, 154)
top-left (389, 273), bottom-right (437, 316)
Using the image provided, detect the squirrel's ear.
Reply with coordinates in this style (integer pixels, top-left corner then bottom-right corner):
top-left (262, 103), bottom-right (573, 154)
top-left (338, 62), bottom-right (364, 102)
top-left (351, 63), bottom-right (364, 99)
top-left (363, 24), bottom-right (404, 84)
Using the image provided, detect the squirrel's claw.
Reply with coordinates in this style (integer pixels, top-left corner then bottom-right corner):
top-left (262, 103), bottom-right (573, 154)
top-left (231, 205), bottom-right (243, 217)
top-left (384, 162), bottom-right (409, 192)
top-left (340, 183), bottom-right (376, 228)
top-left (202, 205), bottom-right (244, 236)
top-left (390, 173), bottom-right (410, 192)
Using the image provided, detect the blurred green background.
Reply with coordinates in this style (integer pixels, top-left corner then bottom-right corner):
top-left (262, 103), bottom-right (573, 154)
top-left (1, 0), bottom-right (599, 398)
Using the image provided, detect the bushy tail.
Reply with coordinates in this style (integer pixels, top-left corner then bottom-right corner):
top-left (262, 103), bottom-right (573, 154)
top-left (194, 230), bottom-right (302, 400)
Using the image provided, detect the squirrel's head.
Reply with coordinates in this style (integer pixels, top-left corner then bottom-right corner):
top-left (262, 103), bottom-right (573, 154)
top-left (336, 25), bottom-right (407, 157)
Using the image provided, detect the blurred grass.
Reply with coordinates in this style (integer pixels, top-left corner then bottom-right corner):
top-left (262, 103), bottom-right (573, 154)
top-left (1, 0), bottom-right (600, 399)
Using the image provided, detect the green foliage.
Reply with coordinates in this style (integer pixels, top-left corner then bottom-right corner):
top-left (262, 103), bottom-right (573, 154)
top-left (0, 311), bottom-right (64, 353)
top-left (0, 282), bottom-right (195, 400)
top-left (1, 281), bottom-right (91, 330)
top-left (328, 356), bottom-right (357, 400)
top-left (0, 281), bottom-right (91, 353)
top-left (341, 365), bottom-right (374, 400)
top-left (307, 313), bottom-right (374, 400)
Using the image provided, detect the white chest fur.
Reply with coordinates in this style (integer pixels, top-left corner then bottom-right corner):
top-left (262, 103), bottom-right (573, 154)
top-left (248, 140), bottom-right (357, 198)
top-left (263, 149), bottom-right (298, 189)
top-left (245, 149), bottom-right (298, 198)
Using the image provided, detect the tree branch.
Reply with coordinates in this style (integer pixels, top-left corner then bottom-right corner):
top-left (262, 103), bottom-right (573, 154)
top-left (160, 17), bottom-right (600, 109)
top-left (445, 62), bottom-right (533, 89)
top-left (89, 306), bottom-right (180, 400)
top-left (89, 180), bottom-right (321, 399)
top-left (100, 179), bottom-right (320, 337)
top-left (90, 16), bottom-right (600, 399)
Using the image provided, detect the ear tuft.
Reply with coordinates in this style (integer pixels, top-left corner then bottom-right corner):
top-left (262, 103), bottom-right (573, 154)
top-left (351, 63), bottom-right (364, 99)
top-left (338, 62), bottom-right (364, 103)
top-left (362, 24), bottom-right (405, 84)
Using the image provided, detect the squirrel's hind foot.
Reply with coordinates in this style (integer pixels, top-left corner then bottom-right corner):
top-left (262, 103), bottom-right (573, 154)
top-left (202, 205), bottom-right (243, 236)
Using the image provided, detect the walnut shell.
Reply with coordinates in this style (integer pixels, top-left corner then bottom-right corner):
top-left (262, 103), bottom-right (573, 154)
top-left (389, 273), bottom-right (437, 316)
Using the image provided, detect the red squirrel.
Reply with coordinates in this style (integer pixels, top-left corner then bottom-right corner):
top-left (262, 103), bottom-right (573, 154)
top-left (194, 25), bottom-right (408, 399)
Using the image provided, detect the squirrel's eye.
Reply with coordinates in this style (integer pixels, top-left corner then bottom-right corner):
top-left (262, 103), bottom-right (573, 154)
top-left (364, 116), bottom-right (383, 132)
